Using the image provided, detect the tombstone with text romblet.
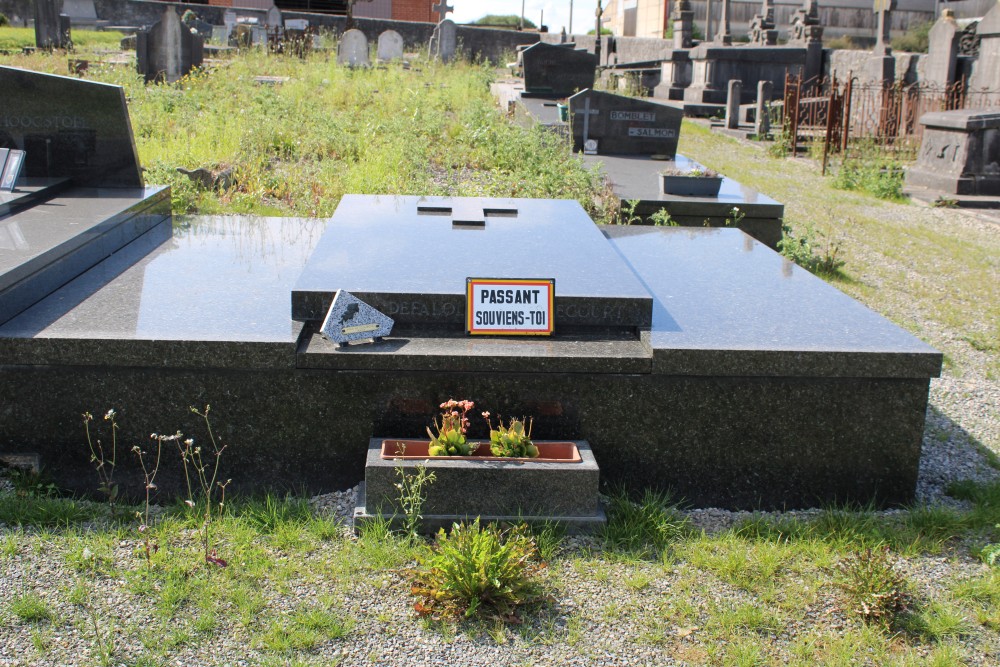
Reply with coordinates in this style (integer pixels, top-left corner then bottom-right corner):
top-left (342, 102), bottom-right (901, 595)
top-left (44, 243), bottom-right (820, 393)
top-left (522, 42), bottom-right (597, 96)
top-left (568, 89), bottom-right (683, 156)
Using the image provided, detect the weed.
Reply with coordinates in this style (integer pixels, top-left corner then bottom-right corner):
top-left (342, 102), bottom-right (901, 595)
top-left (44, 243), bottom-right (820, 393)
top-left (410, 518), bottom-right (546, 620)
top-left (777, 221), bottom-right (845, 276)
top-left (835, 546), bottom-right (912, 629)
top-left (133, 433), bottom-right (165, 570)
top-left (82, 410), bottom-right (120, 508)
top-left (982, 534), bottom-right (1000, 566)
top-left (601, 488), bottom-right (689, 557)
top-left (618, 198), bottom-right (642, 225)
top-left (649, 207), bottom-right (677, 226)
top-left (6, 467), bottom-right (60, 499)
top-left (832, 159), bottom-right (905, 200)
top-left (396, 463), bottom-right (435, 544)
top-left (9, 592), bottom-right (54, 622)
top-left (258, 604), bottom-right (353, 653)
top-left (174, 405), bottom-right (231, 567)
top-left (903, 600), bottom-right (971, 641)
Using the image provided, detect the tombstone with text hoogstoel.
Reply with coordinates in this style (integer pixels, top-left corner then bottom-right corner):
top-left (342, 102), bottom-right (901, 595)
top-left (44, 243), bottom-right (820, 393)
top-left (522, 42), bottom-right (597, 96)
top-left (377, 30), bottom-right (404, 62)
top-left (429, 19), bottom-right (457, 63)
top-left (568, 89), bottom-right (683, 156)
top-left (0, 65), bottom-right (143, 187)
top-left (34, 0), bottom-right (71, 50)
top-left (338, 29), bottom-right (370, 67)
top-left (136, 8), bottom-right (204, 84)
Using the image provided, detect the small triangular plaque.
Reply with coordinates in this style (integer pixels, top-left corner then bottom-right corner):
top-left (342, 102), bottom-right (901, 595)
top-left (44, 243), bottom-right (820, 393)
top-left (320, 290), bottom-right (394, 346)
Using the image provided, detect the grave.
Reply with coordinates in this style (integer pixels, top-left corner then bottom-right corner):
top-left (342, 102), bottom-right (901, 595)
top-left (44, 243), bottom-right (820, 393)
top-left (0, 66), bottom-right (169, 326)
top-left (568, 89), bottom-right (683, 157)
top-left (522, 42), bottom-right (597, 97)
top-left (377, 30), bottom-right (404, 62)
top-left (337, 29), bottom-right (370, 68)
top-left (34, 0), bottom-right (71, 50)
top-left (136, 8), bottom-right (204, 84)
top-left (429, 18), bottom-right (457, 63)
top-left (905, 110), bottom-right (1000, 198)
top-left (0, 156), bottom-right (942, 512)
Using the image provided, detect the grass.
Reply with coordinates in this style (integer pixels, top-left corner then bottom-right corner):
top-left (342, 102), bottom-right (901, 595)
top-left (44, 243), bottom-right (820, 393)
top-left (0, 26), bottom-right (124, 51)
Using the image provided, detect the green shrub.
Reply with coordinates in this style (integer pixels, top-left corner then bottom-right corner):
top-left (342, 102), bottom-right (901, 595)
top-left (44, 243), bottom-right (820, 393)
top-left (777, 222), bottom-right (845, 277)
top-left (892, 20), bottom-right (932, 54)
top-left (0, 14), bottom-right (9, 28)
top-left (410, 519), bottom-right (546, 619)
top-left (826, 34), bottom-right (864, 50)
top-left (836, 546), bottom-right (912, 629)
top-left (832, 160), bottom-right (905, 200)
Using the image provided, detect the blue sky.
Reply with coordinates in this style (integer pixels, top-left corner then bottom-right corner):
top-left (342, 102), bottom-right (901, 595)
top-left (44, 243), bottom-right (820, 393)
top-left (452, 1), bottom-right (581, 34)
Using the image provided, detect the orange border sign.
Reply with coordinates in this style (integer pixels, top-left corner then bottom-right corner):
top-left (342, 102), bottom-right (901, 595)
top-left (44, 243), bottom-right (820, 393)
top-left (466, 278), bottom-right (555, 336)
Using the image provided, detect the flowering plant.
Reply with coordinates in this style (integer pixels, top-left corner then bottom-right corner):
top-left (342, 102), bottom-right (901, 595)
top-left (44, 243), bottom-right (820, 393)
top-left (483, 412), bottom-right (538, 458)
top-left (427, 399), bottom-right (479, 456)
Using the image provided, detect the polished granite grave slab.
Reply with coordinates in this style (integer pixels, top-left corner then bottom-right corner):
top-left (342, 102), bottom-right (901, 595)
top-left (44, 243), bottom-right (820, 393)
top-left (0, 177), bottom-right (71, 217)
top-left (605, 226), bottom-right (942, 378)
top-left (292, 195), bottom-right (653, 330)
top-left (0, 213), bottom-right (943, 508)
top-left (0, 186), bottom-right (170, 325)
top-left (584, 154), bottom-right (785, 248)
top-left (0, 215), bottom-right (326, 368)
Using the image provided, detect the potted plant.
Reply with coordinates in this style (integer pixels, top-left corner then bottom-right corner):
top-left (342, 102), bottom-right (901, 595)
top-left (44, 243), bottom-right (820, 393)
top-left (356, 399), bottom-right (603, 532)
top-left (659, 165), bottom-right (723, 197)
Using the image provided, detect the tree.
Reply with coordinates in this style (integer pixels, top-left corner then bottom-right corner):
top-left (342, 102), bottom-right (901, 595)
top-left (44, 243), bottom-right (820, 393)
top-left (473, 14), bottom-right (537, 30)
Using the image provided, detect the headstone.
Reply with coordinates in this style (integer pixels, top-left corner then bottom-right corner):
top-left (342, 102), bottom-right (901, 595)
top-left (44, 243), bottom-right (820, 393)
top-left (377, 30), bottom-right (404, 62)
top-left (789, 0), bottom-right (822, 44)
top-left (522, 42), bottom-right (597, 96)
top-left (251, 26), bottom-right (267, 47)
top-left (672, 0), bottom-right (694, 49)
top-left (755, 80), bottom-right (772, 136)
top-left (211, 26), bottom-right (228, 45)
top-left (136, 8), bottom-right (204, 84)
top-left (34, 0), bottom-right (71, 50)
top-left (969, 2), bottom-right (1000, 93)
top-left (320, 291), bottom-right (394, 346)
top-left (715, 0), bottom-right (732, 45)
top-left (337, 29), bottom-right (370, 67)
top-left (725, 80), bottom-right (742, 129)
top-left (285, 19), bottom-right (309, 31)
top-left (748, 0), bottom-right (778, 46)
top-left (873, 0), bottom-right (897, 57)
top-left (429, 19), bottom-right (457, 63)
top-left (568, 89), bottom-right (683, 156)
top-left (265, 4), bottom-right (283, 29)
top-left (231, 24), bottom-right (252, 49)
top-left (223, 10), bottom-right (237, 34)
top-left (905, 110), bottom-right (1000, 196)
top-left (924, 10), bottom-right (960, 89)
top-left (0, 66), bottom-right (144, 187)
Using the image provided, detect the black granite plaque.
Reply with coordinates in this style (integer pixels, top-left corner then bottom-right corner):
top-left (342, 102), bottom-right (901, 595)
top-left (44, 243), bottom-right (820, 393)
top-left (569, 89), bottom-right (684, 156)
top-left (521, 42), bottom-right (597, 96)
top-left (0, 66), bottom-right (143, 188)
top-left (292, 196), bottom-right (652, 330)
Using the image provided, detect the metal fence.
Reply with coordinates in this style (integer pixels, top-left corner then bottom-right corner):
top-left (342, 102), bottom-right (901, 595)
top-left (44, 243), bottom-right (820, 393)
top-left (779, 72), bottom-right (1000, 172)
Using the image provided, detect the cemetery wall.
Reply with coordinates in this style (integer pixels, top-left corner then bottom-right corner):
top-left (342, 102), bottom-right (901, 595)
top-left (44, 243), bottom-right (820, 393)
top-left (0, 0), bottom-right (538, 62)
top-left (540, 33), bottom-right (674, 64)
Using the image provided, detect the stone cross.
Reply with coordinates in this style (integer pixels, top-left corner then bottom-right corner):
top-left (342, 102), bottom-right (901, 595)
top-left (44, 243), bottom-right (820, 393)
top-left (433, 0), bottom-right (454, 18)
top-left (873, 0), bottom-right (897, 56)
top-left (573, 96), bottom-right (600, 144)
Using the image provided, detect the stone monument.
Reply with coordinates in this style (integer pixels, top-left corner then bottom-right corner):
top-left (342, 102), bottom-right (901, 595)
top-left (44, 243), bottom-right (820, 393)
top-left (672, 0), bottom-right (694, 49)
top-left (521, 42), bottom-right (597, 96)
top-left (337, 29), bottom-right (370, 67)
top-left (568, 89), bottom-right (683, 156)
top-left (715, 0), bottom-right (733, 45)
top-left (969, 1), bottom-right (1000, 93)
top-left (377, 30), bottom-right (404, 62)
top-left (905, 110), bottom-right (1000, 196)
top-left (748, 0), bottom-right (778, 46)
top-left (429, 18), bottom-right (457, 62)
top-left (34, 0), bottom-right (71, 50)
top-left (136, 8), bottom-right (205, 84)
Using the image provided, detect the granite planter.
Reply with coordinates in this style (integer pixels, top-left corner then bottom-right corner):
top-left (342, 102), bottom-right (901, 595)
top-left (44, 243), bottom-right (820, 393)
top-left (354, 437), bottom-right (605, 533)
top-left (660, 174), bottom-right (723, 197)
